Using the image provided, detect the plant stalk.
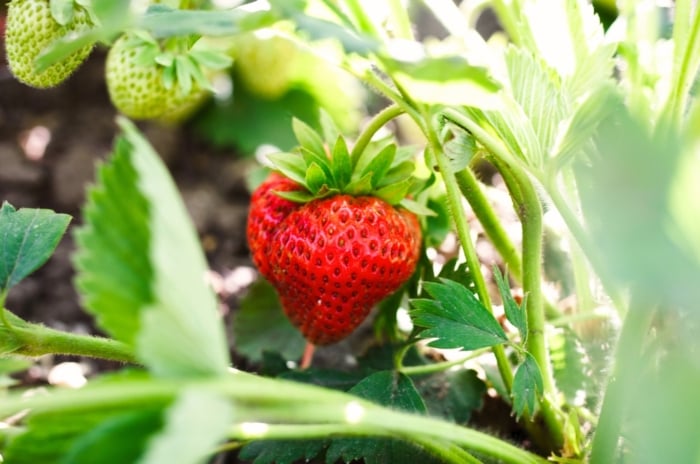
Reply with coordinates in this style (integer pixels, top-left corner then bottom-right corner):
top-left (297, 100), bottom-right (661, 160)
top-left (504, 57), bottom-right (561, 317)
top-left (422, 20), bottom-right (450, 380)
top-left (426, 118), bottom-right (514, 394)
top-left (0, 311), bottom-right (137, 364)
top-left (495, 158), bottom-right (564, 451)
top-left (0, 371), bottom-right (548, 464)
top-left (350, 104), bottom-right (405, 163)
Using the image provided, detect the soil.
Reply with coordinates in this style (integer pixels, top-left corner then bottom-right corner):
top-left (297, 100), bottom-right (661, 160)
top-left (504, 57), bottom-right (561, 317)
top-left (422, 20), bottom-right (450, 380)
top-left (0, 48), bottom-right (257, 371)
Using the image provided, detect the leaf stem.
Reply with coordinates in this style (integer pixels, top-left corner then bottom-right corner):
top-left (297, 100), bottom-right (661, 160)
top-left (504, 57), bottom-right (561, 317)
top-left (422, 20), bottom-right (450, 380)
top-left (454, 168), bottom-right (523, 282)
top-left (399, 347), bottom-right (490, 376)
top-left (350, 104), bottom-right (405, 164)
top-left (496, 159), bottom-right (564, 451)
top-left (0, 311), bottom-right (137, 364)
top-left (426, 116), bottom-right (514, 394)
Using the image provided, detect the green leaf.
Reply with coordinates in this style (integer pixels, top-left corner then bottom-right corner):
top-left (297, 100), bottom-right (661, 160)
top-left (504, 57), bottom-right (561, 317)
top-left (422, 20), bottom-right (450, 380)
top-left (326, 371), bottom-right (435, 464)
top-left (505, 46), bottom-right (568, 165)
top-left (0, 202), bottom-right (71, 292)
top-left (232, 280), bottom-right (306, 363)
top-left (493, 267), bottom-right (527, 343)
top-left (549, 327), bottom-right (591, 406)
top-left (410, 279), bottom-right (507, 350)
top-left (417, 369), bottom-right (486, 425)
top-left (74, 118), bottom-right (230, 378)
top-left (62, 409), bottom-right (164, 464)
top-left (387, 54), bottom-right (501, 108)
top-left (239, 439), bottom-right (327, 464)
top-left (139, 7), bottom-right (277, 38)
top-left (551, 83), bottom-right (620, 170)
top-left (50, 0), bottom-right (75, 25)
top-left (512, 352), bottom-right (544, 420)
top-left (4, 404), bottom-right (164, 464)
top-left (287, 12), bottom-right (378, 55)
top-left (305, 162), bottom-right (328, 194)
top-left (293, 118), bottom-right (326, 159)
top-left (442, 124), bottom-right (476, 173)
top-left (138, 389), bottom-right (233, 464)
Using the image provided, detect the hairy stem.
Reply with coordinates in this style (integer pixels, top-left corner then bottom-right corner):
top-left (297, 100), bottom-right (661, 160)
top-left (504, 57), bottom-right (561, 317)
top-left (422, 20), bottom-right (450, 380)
top-left (496, 160), bottom-right (564, 450)
top-left (0, 371), bottom-right (548, 464)
top-left (1, 311), bottom-right (136, 364)
top-left (350, 104), bottom-right (405, 163)
top-left (455, 168), bottom-right (523, 282)
top-left (426, 118), bottom-right (514, 394)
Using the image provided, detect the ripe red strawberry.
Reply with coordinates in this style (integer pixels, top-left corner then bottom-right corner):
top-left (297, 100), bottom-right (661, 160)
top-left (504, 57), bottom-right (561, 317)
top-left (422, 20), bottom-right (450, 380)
top-left (268, 195), bottom-right (421, 345)
top-left (246, 172), bottom-right (303, 282)
top-left (246, 118), bottom-right (427, 346)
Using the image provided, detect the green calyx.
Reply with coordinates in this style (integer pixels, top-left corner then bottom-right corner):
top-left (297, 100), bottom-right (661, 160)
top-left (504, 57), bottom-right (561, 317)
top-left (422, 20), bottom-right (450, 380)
top-left (268, 118), bottom-right (427, 210)
top-left (121, 30), bottom-right (232, 95)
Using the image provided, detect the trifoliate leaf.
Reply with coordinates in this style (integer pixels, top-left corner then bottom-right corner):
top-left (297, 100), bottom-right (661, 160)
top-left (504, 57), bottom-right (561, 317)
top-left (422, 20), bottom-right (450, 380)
top-left (326, 371), bottom-right (436, 464)
top-left (512, 352), bottom-right (544, 420)
top-left (0, 202), bottom-right (71, 292)
top-left (233, 280), bottom-right (306, 363)
top-left (410, 279), bottom-right (507, 350)
top-left (417, 369), bottom-right (486, 425)
top-left (74, 118), bottom-right (230, 378)
top-left (493, 267), bottom-right (528, 343)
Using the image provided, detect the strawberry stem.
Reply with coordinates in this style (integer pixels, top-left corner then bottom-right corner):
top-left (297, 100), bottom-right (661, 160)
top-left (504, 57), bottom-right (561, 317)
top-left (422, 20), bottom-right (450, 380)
top-left (425, 116), bottom-right (514, 395)
top-left (350, 104), bottom-right (404, 165)
top-left (300, 342), bottom-right (316, 369)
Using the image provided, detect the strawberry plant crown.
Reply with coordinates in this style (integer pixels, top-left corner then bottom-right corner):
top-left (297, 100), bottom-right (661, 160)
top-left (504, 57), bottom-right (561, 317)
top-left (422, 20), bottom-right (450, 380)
top-left (267, 117), bottom-right (429, 213)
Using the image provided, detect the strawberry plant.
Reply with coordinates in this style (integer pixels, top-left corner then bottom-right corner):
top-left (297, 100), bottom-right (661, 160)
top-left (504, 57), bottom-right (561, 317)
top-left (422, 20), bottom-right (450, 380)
top-left (2, 0), bottom-right (700, 463)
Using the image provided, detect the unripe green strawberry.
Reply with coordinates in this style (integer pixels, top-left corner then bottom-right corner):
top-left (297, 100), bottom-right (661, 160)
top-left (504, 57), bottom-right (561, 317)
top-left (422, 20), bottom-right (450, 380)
top-left (247, 173), bottom-right (304, 282)
top-left (5, 0), bottom-right (93, 88)
top-left (233, 30), bottom-right (299, 100)
top-left (106, 34), bottom-right (207, 121)
top-left (267, 195), bottom-right (421, 345)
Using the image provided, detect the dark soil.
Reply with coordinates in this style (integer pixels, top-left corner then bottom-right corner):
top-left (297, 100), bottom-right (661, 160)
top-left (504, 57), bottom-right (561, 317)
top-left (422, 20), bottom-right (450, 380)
top-left (0, 48), bottom-right (255, 369)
